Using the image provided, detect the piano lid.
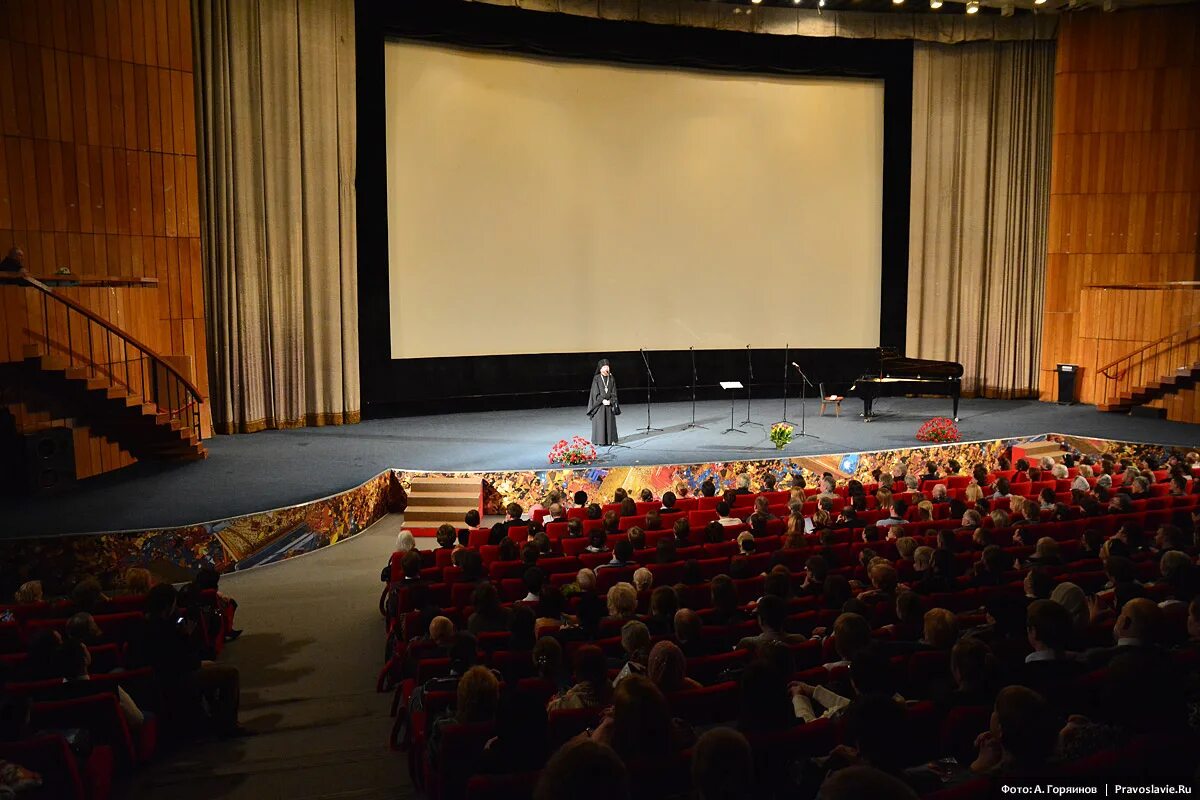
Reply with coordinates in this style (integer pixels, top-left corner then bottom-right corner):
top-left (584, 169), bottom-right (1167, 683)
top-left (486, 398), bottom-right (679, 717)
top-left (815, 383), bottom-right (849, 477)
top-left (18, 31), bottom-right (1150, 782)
top-left (877, 347), bottom-right (964, 379)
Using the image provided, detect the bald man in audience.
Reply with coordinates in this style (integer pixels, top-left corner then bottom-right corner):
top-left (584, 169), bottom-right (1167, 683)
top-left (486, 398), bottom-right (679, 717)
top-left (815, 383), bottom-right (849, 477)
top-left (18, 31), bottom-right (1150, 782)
top-left (1085, 597), bottom-right (1164, 668)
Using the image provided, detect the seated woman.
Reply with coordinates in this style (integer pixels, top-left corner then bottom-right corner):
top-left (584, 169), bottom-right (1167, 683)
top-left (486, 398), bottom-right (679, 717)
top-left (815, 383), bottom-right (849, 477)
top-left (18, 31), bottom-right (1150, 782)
top-left (585, 529), bottom-right (610, 554)
top-left (614, 620), bottom-right (651, 685)
top-left (548, 644), bottom-right (612, 711)
top-left (587, 674), bottom-right (695, 762)
top-left (604, 582), bottom-right (638, 625)
top-left (435, 524), bottom-right (457, 550)
top-left (428, 665), bottom-right (500, 765)
top-left (468, 582), bottom-right (511, 636)
top-left (646, 640), bottom-right (701, 695)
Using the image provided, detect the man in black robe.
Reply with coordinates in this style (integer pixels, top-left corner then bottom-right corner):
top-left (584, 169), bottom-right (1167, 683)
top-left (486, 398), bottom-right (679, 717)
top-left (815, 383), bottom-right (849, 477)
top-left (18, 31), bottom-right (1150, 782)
top-left (587, 358), bottom-right (620, 445)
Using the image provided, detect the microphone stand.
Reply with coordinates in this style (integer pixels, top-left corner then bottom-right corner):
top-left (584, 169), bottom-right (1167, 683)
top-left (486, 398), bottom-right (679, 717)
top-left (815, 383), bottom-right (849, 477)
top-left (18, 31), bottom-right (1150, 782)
top-left (740, 344), bottom-right (763, 428)
top-left (685, 346), bottom-right (707, 429)
top-left (776, 344), bottom-right (791, 425)
top-left (638, 348), bottom-right (663, 435)
top-left (791, 361), bottom-right (817, 439)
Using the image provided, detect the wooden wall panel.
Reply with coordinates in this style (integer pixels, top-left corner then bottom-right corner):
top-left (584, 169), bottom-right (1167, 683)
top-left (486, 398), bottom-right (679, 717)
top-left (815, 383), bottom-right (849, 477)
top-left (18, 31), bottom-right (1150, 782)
top-left (0, 0), bottom-right (204, 479)
top-left (1041, 7), bottom-right (1200, 404)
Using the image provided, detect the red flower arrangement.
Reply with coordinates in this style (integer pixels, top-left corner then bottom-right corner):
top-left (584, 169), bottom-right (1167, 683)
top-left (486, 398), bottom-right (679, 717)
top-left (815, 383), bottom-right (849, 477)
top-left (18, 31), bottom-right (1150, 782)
top-left (548, 436), bottom-right (598, 466)
top-left (916, 417), bottom-right (961, 444)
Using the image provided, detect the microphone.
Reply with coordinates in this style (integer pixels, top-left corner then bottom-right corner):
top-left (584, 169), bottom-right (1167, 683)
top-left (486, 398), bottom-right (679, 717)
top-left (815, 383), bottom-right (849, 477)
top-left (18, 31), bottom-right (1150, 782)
top-left (792, 362), bottom-right (800, 369)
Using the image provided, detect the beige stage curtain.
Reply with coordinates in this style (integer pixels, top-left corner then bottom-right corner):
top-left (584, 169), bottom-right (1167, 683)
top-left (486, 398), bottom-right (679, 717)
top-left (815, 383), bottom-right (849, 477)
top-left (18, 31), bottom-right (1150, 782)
top-left (907, 40), bottom-right (1054, 398)
top-left (192, 0), bottom-right (360, 434)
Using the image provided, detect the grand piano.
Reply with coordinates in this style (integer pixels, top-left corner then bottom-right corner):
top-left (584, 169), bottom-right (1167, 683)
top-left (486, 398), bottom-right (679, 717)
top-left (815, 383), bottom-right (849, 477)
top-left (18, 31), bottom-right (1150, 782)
top-left (849, 348), bottom-right (964, 421)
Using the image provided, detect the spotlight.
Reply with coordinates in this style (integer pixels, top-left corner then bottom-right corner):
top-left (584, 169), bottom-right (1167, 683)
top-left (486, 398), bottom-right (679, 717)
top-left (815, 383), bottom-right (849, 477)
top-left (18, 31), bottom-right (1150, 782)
top-left (818, 0), bottom-right (825, 7)
top-left (750, 0), bottom-right (761, 4)
top-left (793, 0), bottom-right (802, 4)
top-left (1033, 0), bottom-right (1046, 4)
top-left (930, 0), bottom-right (942, 7)
top-left (892, 0), bottom-right (904, 4)
top-left (966, 1), bottom-right (979, 12)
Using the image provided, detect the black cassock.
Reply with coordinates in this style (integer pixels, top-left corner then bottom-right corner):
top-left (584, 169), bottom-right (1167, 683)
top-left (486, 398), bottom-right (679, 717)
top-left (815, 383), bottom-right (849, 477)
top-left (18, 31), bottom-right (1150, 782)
top-left (587, 363), bottom-right (620, 446)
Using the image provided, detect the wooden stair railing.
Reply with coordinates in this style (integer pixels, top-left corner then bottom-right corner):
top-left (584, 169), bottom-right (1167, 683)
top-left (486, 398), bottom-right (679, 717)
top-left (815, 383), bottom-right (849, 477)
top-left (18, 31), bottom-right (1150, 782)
top-left (1098, 319), bottom-right (1200, 410)
top-left (7, 274), bottom-right (205, 445)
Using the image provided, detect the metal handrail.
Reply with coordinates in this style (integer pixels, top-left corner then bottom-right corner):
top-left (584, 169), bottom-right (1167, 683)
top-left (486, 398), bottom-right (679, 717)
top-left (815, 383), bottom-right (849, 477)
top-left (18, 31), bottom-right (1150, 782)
top-left (10, 274), bottom-right (204, 443)
top-left (1098, 319), bottom-right (1200, 407)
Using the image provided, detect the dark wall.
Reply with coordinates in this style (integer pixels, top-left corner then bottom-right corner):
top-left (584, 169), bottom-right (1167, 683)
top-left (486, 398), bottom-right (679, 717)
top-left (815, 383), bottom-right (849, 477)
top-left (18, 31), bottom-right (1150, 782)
top-left (355, 0), bottom-right (913, 417)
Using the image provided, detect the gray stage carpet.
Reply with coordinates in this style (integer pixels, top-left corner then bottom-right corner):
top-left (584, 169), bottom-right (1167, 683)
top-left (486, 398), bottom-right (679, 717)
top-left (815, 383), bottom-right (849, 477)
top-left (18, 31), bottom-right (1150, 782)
top-left (10, 397), bottom-right (1200, 537)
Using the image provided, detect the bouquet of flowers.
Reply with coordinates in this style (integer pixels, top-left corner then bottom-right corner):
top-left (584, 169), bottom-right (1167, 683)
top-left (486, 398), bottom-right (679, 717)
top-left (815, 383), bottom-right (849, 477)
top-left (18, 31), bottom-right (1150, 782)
top-left (548, 436), bottom-right (598, 466)
top-left (769, 422), bottom-right (794, 450)
top-left (916, 417), bottom-right (961, 443)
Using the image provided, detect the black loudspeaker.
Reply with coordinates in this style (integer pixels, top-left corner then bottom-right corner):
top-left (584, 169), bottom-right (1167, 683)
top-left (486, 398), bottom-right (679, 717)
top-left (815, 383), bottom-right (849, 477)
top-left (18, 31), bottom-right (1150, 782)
top-left (1055, 364), bottom-right (1079, 405)
top-left (23, 428), bottom-right (76, 493)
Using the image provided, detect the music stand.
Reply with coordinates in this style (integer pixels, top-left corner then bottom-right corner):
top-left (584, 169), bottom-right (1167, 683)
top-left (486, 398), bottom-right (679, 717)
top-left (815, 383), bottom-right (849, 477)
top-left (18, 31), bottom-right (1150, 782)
top-left (720, 381), bottom-right (746, 434)
top-left (685, 346), bottom-right (707, 430)
top-left (740, 345), bottom-right (763, 428)
top-left (637, 348), bottom-right (663, 435)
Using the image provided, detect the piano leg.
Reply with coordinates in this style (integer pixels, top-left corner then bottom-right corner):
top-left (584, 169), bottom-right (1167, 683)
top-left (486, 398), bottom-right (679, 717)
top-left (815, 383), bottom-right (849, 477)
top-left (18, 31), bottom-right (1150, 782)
top-left (952, 392), bottom-right (960, 422)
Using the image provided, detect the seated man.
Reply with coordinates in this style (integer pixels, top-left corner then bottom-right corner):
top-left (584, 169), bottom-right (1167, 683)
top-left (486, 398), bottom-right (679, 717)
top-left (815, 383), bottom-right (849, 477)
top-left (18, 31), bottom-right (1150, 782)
top-left (544, 503), bottom-right (566, 526)
top-left (57, 639), bottom-right (144, 729)
top-left (1018, 600), bottom-right (1084, 709)
top-left (736, 595), bottom-right (804, 653)
top-left (489, 503), bottom-right (526, 545)
top-left (596, 540), bottom-right (636, 571)
top-left (715, 502), bottom-right (742, 527)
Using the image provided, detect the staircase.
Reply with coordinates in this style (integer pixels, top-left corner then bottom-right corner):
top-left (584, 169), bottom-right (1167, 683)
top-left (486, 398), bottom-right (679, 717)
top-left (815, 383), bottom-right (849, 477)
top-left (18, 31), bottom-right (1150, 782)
top-left (1, 275), bottom-right (206, 463)
top-left (403, 476), bottom-right (482, 527)
top-left (1095, 320), bottom-right (1200, 415)
top-left (1018, 440), bottom-right (1066, 462)
top-left (1096, 364), bottom-right (1200, 413)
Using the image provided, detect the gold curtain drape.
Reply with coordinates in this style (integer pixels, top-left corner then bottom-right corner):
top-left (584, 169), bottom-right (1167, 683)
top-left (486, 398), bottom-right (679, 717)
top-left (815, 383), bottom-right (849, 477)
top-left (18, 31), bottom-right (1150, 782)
top-left (193, 0), bottom-right (359, 434)
top-left (907, 40), bottom-right (1054, 398)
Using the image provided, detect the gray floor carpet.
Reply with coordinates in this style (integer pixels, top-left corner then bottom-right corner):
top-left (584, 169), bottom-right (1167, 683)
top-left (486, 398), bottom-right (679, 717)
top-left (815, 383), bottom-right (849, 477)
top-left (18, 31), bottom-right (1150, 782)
top-left (10, 398), bottom-right (1200, 537)
top-left (120, 515), bottom-right (410, 800)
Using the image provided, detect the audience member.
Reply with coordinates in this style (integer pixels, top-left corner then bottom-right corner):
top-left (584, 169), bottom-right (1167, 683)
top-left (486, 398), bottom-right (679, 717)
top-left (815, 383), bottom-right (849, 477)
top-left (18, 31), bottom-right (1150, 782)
top-left (691, 727), bottom-right (754, 800)
top-left (534, 739), bottom-right (629, 800)
top-left (130, 583), bottom-right (245, 736)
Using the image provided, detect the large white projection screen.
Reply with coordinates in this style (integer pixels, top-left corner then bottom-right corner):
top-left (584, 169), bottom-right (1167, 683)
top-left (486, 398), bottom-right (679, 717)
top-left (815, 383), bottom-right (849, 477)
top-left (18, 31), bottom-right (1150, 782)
top-left (385, 41), bottom-right (884, 360)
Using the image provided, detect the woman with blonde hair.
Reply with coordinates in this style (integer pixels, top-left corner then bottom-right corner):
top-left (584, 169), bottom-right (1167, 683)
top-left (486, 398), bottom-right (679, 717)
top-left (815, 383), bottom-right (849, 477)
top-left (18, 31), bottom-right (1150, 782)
top-left (990, 509), bottom-right (1011, 529)
top-left (123, 568), bottom-right (152, 596)
top-left (1049, 582), bottom-right (1088, 633)
top-left (875, 488), bottom-right (894, 512)
top-left (811, 508), bottom-right (833, 532)
top-left (606, 582), bottom-right (637, 621)
top-left (13, 580), bottom-right (43, 605)
top-left (917, 501), bottom-right (934, 521)
top-left (964, 483), bottom-right (984, 503)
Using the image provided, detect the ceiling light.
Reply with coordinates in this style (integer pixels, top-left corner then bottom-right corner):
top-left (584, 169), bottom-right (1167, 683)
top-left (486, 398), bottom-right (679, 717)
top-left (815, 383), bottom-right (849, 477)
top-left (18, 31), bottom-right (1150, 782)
top-left (1034, 0), bottom-right (1046, 4)
top-left (893, 0), bottom-right (904, 4)
top-left (818, 0), bottom-right (825, 7)
top-left (966, 1), bottom-right (979, 12)
top-left (750, 0), bottom-right (761, 4)
top-left (930, 0), bottom-right (942, 7)
top-left (794, 0), bottom-right (802, 4)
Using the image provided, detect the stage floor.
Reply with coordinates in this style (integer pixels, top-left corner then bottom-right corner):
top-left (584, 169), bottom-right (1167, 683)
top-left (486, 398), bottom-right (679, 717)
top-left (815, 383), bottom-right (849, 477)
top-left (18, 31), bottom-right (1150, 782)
top-left (10, 397), bottom-right (1200, 537)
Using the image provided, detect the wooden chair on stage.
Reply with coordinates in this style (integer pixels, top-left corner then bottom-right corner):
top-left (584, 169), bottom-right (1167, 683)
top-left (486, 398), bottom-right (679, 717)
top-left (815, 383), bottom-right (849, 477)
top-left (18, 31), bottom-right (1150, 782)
top-left (819, 383), bottom-right (842, 418)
